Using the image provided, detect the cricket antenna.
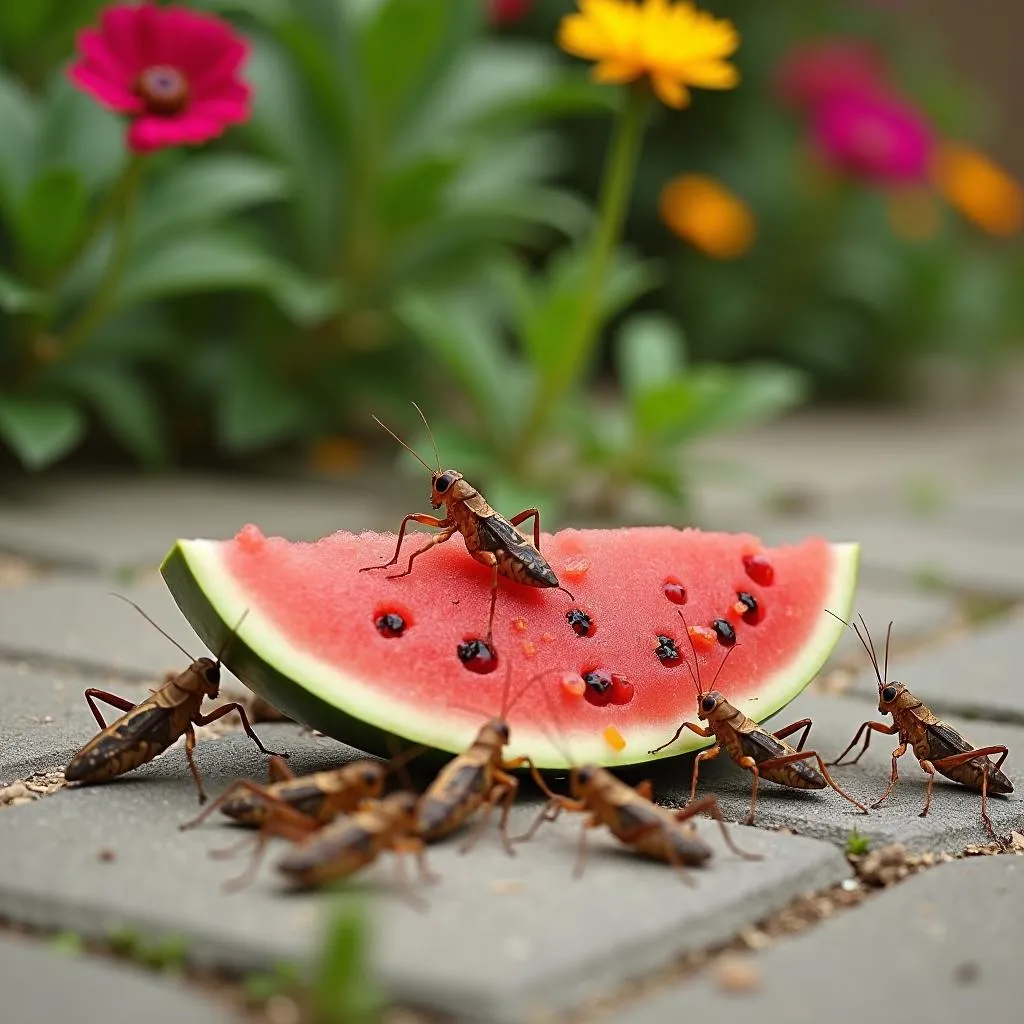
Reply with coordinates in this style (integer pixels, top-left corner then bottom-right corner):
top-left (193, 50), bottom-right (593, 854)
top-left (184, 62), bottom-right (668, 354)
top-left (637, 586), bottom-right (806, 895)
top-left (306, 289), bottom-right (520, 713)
top-left (825, 608), bottom-right (883, 688)
top-left (110, 593), bottom-right (194, 663)
top-left (882, 620), bottom-right (893, 688)
top-left (215, 608), bottom-right (250, 667)
top-left (411, 401), bottom-right (441, 474)
top-left (371, 414), bottom-right (435, 475)
top-left (709, 642), bottom-right (741, 691)
top-left (677, 611), bottom-right (704, 698)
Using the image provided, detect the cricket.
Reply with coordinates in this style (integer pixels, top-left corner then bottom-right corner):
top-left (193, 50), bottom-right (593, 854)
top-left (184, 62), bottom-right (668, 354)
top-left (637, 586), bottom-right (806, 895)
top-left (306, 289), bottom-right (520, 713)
top-left (828, 611), bottom-right (1013, 839)
top-left (649, 613), bottom-right (867, 825)
top-left (64, 596), bottom-right (284, 803)
top-left (359, 402), bottom-right (574, 644)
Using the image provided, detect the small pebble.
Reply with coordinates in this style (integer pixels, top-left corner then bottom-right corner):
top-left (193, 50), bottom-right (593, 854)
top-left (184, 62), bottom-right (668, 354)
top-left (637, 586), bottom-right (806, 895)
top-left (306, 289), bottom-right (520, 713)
top-left (9, 796), bottom-right (35, 807)
top-left (714, 954), bottom-right (762, 993)
top-left (97, 848), bottom-right (117, 863)
top-left (0, 782), bottom-right (29, 802)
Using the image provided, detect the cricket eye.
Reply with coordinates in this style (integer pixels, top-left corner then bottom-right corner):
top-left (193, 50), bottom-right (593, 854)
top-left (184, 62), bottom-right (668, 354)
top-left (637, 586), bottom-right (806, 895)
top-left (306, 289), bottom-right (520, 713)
top-left (204, 664), bottom-right (221, 686)
top-left (362, 767), bottom-right (381, 787)
top-left (881, 685), bottom-right (897, 703)
top-left (435, 474), bottom-right (453, 493)
top-left (701, 695), bottom-right (716, 713)
top-left (576, 767), bottom-right (593, 785)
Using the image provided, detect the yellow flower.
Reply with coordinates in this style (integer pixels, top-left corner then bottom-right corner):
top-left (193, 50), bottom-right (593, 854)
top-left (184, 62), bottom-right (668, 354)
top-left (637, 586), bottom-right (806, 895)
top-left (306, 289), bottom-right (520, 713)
top-left (931, 142), bottom-right (1023, 238)
top-left (659, 174), bottom-right (755, 258)
top-left (558, 0), bottom-right (740, 109)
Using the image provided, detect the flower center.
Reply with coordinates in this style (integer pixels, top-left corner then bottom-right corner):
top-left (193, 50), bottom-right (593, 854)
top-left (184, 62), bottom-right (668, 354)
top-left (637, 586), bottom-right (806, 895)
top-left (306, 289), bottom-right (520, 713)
top-left (134, 65), bottom-right (189, 115)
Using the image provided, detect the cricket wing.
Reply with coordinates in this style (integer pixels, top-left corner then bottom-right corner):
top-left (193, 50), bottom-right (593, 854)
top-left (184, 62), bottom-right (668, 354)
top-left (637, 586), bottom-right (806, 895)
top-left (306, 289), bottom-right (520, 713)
top-left (65, 704), bottom-right (181, 781)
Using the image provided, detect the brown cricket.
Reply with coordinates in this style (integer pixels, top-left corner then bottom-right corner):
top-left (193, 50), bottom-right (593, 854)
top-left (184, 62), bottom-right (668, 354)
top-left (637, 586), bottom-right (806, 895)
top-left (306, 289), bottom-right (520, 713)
top-left (276, 791), bottom-right (438, 901)
top-left (415, 664), bottom-right (560, 854)
top-left (359, 403), bottom-right (573, 644)
top-left (64, 597), bottom-right (283, 803)
top-left (649, 613), bottom-right (867, 825)
top-left (515, 698), bottom-right (762, 879)
top-left (828, 611), bottom-right (1013, 839)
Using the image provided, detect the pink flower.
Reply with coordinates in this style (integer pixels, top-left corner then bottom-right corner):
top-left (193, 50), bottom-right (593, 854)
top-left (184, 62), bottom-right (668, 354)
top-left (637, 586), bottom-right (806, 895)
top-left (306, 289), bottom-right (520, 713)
top-left (69, 3), bottom-right (251, 154)
top-left (490, 0), bottom-right (532, 25)
top-left (811, 89), bottom-right (933, 183)
top-left (775, 38), bottom-right (885, 111)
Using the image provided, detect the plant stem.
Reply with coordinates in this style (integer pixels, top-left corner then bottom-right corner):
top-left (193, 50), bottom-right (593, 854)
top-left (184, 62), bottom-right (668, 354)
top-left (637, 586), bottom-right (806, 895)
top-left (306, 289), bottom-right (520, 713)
top-left (514, 85), bottom-right (651, 465)
top-left (59, 153), bottom-right (146, 357)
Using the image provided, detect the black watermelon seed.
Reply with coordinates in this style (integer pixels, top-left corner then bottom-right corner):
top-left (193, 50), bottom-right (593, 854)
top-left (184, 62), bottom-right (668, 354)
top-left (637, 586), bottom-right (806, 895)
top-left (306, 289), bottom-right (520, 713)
top-left (375, 612), bottom-right (406, 638)
top-left (736, 592), bottom-right (759, 625)
top-left (566, 609), bottom-right (594, 637)
top-left (712, 618), bottom-right (737, 647)
top-left (457, 638), bottom-right (498, 674)
top-left (655, 635), bottom-right (681, 666)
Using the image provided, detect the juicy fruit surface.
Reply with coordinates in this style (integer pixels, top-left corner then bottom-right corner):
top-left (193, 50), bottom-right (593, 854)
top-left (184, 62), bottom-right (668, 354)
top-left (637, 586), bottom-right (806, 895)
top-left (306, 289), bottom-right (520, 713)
top-left (168, 524), bottom-right (856, 765)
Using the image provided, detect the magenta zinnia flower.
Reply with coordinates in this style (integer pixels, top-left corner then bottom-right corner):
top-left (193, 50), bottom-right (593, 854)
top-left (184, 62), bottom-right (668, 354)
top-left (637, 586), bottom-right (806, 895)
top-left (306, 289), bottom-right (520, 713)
top-left (69, 3), bottom-right (251, 153)
top-left (811, 89), bottom-right (933, 183)
top-left (774, 38), bottom-right (885, 111)
top-left (490, 0), bottom-right (532, 24)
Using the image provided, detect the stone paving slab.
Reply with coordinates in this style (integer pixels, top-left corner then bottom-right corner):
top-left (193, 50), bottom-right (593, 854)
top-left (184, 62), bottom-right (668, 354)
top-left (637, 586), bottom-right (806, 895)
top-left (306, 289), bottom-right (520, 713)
top-left (613, 855), bottom-right (1024, 1024)
top-left (647, 692), bottom-right (1024, 852)
top-left (0, 577), bottom-right (228, 680)
top-left (842, 611), bottom-right (1024, 725)
top-left (0, 931), bottom-right (239, 1024)
top-left (0, 473), bottom-right (394, 573)
top-left (0, 722), bottom-right (850, 1024)
top-left (825, 581), bottom-right (956, 667)
top-left (758, 515), bottom-right (1024, 598)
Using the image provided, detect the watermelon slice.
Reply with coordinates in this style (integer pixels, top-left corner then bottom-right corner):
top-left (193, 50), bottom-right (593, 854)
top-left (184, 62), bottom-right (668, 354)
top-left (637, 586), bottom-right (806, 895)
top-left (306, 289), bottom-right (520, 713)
top-left (161, 526), bottom-right (858, 769)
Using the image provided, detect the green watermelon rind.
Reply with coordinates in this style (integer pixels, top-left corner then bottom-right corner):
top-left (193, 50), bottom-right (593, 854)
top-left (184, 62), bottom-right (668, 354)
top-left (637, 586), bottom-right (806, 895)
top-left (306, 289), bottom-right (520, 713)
top-left (161, 538), bottom-right (860, 770)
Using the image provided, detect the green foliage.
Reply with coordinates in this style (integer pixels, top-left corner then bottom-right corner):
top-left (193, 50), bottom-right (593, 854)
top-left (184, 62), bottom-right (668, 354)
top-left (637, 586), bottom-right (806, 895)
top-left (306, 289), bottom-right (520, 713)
top-left (845, 829), bottom-right (872, 856)
top-left (310, 899), bottom-right (383, 1024)
top-left (1, 0), bottom-right (1014, 523)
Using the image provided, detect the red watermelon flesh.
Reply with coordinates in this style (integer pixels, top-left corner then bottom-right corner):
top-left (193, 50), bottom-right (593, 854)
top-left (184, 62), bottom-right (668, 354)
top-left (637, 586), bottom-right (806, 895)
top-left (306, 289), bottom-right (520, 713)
top-left (160, 526), bottom-right (858, 768)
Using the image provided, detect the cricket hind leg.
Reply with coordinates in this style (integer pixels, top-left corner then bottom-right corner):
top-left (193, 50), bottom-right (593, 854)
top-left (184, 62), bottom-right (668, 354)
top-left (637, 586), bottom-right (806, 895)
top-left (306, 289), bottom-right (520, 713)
top-left (83, 689), bottom-right (136, 730)
top-left (749, 750), bottom-right (868, 816)
top-left (771, 718), bottom-right (813, 752)
top-left (929, 745), bottom-right (1009, 840)
top-left (359, 513), bottom-right (450, 572)
top-left (673, 795), bottom-right (763, 861)
top-left (459, 775), bottom-right (519, 857)
top-left (508, 507), bottom-right (541, 550)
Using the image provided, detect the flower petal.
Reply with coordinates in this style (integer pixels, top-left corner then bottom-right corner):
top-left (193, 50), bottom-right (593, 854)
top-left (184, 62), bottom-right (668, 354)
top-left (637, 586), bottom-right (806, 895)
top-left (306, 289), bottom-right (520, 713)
top-left (188, 36), bottom-right (249, 96)
top-left (68, 63), bottom-right (143, 113)
top-left (134, 1), bottom-right (166, 66)
top-left (127, 112), bottom-right (226, 152)
top-left (558, 13), bottom-right (614, 61)
top-left (677, 59), bottom-right (740, 89)
top-left (76, 27), bottom-right (135, 86)
top-left (650, 72), bottom-right (689, 108)
top-left (100, 5), bottom-right (145, 72)
top-left (592, 59), bottom-right (643, 84)
top-left (187, 92), bottom-right (251, 125)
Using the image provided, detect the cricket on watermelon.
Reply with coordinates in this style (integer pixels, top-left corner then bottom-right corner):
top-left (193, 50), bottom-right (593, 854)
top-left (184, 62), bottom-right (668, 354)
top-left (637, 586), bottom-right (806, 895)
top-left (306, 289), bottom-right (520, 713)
top-left (161, 524), bottom-right (859, 771)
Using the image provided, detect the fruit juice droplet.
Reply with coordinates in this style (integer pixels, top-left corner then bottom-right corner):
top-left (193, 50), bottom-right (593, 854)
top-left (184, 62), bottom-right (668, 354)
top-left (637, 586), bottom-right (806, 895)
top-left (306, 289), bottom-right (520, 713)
top-left (743, 554), bottom-right (774, 586)
top-left (602, 726), bottom-right (626, 752)
top-left (663, 580), bottom-right (687, 605)
top-left (457, 638), bottom-right (498, 675)
top-left (236, 523), bottom-right (265, 553)
top-left (563, 556), bottom-right (590, 580)
top-left (687, 624), bottom-right (717, 651)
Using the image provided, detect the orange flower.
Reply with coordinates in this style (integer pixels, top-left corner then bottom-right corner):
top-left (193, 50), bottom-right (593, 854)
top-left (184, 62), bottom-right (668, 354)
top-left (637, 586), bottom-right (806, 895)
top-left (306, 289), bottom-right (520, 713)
top-left (558, 0), bottom-right (740, 109)
top-left (931, 142), bottom-right (1023, 238)
top-left (659, 174), bottom-right (756, 258)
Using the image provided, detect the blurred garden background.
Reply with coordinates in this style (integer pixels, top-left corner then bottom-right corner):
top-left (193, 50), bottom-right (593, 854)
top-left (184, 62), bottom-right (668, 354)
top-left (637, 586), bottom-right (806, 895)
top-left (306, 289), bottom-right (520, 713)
top-left (1, 0), bottom-right (1021, 527)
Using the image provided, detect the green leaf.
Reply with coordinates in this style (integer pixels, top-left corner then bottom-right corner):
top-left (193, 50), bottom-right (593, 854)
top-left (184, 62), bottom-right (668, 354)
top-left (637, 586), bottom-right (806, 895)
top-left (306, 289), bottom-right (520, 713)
top-left (615, 313), bottom-right (686, 399)
top-left (377, 154), bottom-right (459, 235)
top-left (395, 290), bottom-right (520, 439)
top-left (0, 269), bottom-right (44, 314)
top-left (15, 166), bottom-right (87, 271)
top-left (361, 0), bottom-right (479, 137)
top-left (0, 70), bottom-right (38, 219)
top-left (311, 900), bottom-right (382, 1024)
top-left (217, 354), bottom-right (307, 453)
top-left (55, 364), bottom-right (168, 465)
top-left (33, 76), bottom-right (123, 198)
top-left (135, 155), bottom-right (290, 243)
top-left (0, 395), bottom-right (85, 469)
top-left (522, 247), bottom-right (662, 380)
